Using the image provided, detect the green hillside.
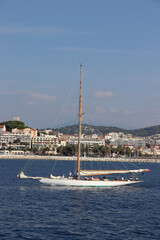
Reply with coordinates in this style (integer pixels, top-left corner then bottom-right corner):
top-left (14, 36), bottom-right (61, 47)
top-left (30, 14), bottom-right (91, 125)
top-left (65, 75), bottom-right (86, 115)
top-left (129, 125), bottom-right (160, 137)
top-left (0, 120), bottom-right (29, 132)
top-left (2, 120), bottom-right (160, 136)
top-left (52, 124), bottom-right (160, 137)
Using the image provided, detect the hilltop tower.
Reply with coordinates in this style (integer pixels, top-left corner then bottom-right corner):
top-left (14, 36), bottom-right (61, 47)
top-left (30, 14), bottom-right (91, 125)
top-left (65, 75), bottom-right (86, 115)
top-left (13, 116), bottom-right (20, 121)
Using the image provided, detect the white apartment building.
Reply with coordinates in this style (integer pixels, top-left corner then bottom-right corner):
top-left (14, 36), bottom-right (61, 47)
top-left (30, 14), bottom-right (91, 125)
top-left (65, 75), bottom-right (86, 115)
top-left (110, 137), bottom-right (146, 148)
top-left (0, 131), bottom-right (10, 144)
top-left (32, 135), bottom-right (64, 148)
top-left (0, 131), bottom-right (31, 147)
top-left (69, 136), bottom-right (105, 147)
top-left (9, 133), bottom-right (31, 146)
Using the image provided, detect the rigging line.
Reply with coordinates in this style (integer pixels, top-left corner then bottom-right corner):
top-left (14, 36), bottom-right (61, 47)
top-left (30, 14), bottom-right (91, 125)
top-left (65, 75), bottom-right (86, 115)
top-left (20, 159), bottom-right (34, 172)
top-left (120, 161), bottom-right (128, 170)
top-left (127, 161), bottom-right (140, 169)
top-left (82, 97), bottom-right (97, 126)
top-left (74, 159), bottom-right (77, 174)
top-left (110, 161), bottom-right (118, 170)
top-left (90, 159), bottom-right (93, 170)
top-left (51, 160), bottom-right (57, 173)
top-left (60, 99), bottom-right (78, 129)
top-left (52, 73), bottom-right (79, 128)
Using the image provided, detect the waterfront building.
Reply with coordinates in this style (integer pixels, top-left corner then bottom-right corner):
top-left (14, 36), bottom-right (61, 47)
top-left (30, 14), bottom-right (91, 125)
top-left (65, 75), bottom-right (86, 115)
top-left (0, 131), bottom-right (31, 147)
top-left (0, 131), bottom-right (10, 145)
top-left (32, 135), bottom-right (60, 149)
top-left (110, 137), bottom-right (146, 148)
top-left (69, 135), bottom-right (105, 147)
top-left (8, 133), bottom-right (31, 146)
top-left (3, 150), bottom-right (30, 155)
top-left (151, 145), bottom-right (160, 156)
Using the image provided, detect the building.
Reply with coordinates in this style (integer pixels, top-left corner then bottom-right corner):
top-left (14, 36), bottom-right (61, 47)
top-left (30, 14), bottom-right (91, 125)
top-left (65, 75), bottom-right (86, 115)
top-left (32, 135), bottom-right (59, 148)
top-left (0, 125), bottom-right (6, 132)
top-left (0, 131), bottom-right (10, 145)
top-left (13, 116), bottom-right (20, 121)
top-left (22, 128), bottom-right (37, 138)
top-left (110, 137), bottom-right (146, 148)
top-left (0, 131), bottom-right (31, 147)
top-left (69, 135), bottom-right (105, 147)
top-left (43, 129), bottom-right (53, 134)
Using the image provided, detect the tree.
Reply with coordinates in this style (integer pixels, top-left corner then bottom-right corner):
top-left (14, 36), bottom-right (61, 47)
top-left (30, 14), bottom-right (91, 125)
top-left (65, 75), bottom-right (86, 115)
top-left (41, 147), bottom-right (50, 155)
top-left (99, 146), bottom-right (108, 157)
top-left (13, 139), bottom-right (21, 144)
top-left (0, 120), bottom-right (28, 132)
top-left (93, 144), bottom-right (100, 155)
top-left (32, 147), bottom-right (39, 155)
top-left (57, 146), bottom-right (64, 155)
top-left (85, 144), bottom-right (90, 157)
top-left (125, 147), bottom-right (131, 157)
top-left (57, 144), bottom-right (77, 156)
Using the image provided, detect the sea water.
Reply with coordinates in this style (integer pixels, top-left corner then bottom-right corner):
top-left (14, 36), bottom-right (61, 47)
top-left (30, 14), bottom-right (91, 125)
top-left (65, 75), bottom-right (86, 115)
top-left (0, 159), bottom-right (160, 240)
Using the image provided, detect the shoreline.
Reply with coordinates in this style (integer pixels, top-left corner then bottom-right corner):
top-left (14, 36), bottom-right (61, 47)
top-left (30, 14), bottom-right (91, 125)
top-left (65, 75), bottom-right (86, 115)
top-left (0, 155), bottom-right (160, 163)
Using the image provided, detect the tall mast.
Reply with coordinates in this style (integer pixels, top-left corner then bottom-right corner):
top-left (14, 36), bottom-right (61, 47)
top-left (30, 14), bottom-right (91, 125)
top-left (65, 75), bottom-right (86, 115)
top-left (77, 64), bottom-right (83, 179)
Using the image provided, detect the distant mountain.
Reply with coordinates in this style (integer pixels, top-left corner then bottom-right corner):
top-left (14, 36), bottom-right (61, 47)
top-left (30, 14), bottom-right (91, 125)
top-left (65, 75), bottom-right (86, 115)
top-left (2, 120), bottom-right (160, 137)
top-left (51, 124), bottom-right (160, 137)
top-left (128, 125), bottom-right (160, 137)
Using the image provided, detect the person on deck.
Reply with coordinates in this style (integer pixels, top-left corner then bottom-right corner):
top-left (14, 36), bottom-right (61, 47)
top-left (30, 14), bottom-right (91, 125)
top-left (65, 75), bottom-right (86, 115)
top-left (68, 171), bottom-right (72, 179)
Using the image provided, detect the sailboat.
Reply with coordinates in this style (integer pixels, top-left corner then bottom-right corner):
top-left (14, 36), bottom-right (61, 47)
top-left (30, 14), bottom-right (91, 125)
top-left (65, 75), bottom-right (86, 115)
top-left (17, 64), bottom-right (150, 187)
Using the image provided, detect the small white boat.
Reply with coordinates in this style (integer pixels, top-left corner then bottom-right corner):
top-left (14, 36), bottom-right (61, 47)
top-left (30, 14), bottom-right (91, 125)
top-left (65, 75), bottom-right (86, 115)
top-left (17, 65), bottom-right (150, 187)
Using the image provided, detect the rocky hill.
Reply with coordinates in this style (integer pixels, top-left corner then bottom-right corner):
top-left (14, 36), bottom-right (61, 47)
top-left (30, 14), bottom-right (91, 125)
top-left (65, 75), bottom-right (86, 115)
top-left (51, 124), bottom-right (160, 137)
top-left (2, 120), bottom-right (160, 137)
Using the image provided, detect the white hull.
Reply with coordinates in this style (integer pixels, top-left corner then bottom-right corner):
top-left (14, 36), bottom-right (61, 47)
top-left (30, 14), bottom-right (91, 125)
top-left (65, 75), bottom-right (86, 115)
top-left (39, 178), bottom-right (141, 187)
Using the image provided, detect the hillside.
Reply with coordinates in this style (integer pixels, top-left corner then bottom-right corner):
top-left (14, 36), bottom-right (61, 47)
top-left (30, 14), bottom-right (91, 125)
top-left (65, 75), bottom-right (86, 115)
top-left (0, 120), bottom-right (29, 132)
top-left (1, 120), bottom-right (160, 137)
top-left (129, 125), bottom-right (160, 137)
top-left (51, 124), bottom-right (160, 137)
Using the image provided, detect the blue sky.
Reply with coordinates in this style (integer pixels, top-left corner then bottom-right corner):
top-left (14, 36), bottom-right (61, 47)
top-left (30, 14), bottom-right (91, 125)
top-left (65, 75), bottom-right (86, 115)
top-left (0, 0), bottom-right (160, 129)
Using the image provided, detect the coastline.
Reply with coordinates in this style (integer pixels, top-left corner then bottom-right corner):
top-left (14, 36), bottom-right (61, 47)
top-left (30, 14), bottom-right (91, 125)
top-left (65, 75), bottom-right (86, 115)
top-left (0, 155), bottom-right (160, 163)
